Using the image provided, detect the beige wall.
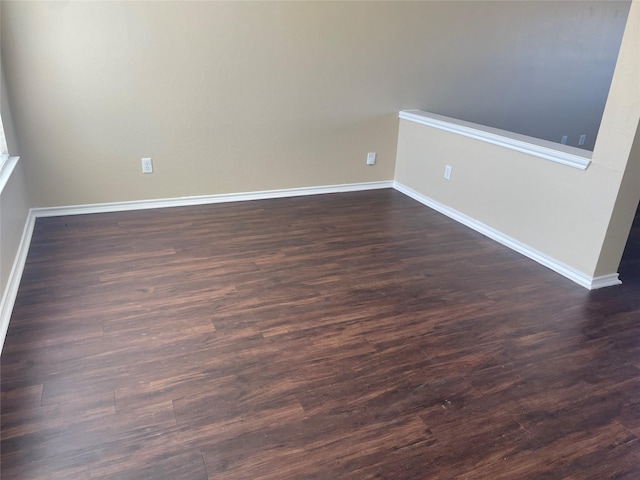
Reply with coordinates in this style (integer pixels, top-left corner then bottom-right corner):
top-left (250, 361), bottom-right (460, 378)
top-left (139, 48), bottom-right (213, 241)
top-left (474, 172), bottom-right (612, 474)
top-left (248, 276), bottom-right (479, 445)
top-left (592, 0), bottom-right (640, 276)
top-left (595, 121), bottom-right (640, 277)
top-left (0, 1), bottom-right (628, 208)
top-left (395, 0), bottom-right (640, 279)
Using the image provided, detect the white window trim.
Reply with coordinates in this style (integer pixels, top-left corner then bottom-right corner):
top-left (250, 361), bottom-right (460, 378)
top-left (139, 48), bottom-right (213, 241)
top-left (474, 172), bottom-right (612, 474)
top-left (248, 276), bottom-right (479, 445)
top-left (0, 152), bottom-right (9, 171)
top-left (0, 155), bottom-right (20, 195)
top-left (0, 112), bottom-right (9, 171)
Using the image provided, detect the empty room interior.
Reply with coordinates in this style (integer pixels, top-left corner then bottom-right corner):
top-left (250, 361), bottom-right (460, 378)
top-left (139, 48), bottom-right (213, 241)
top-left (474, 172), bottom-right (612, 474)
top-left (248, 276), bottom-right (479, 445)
top-left (1, 0), bottom-right (640, 478)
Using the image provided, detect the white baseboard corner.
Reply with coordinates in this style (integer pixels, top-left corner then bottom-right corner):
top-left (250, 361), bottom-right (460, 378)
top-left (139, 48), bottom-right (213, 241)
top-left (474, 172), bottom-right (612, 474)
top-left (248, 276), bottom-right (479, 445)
top-left (32, 181), bottom-right (394, 218)
top-left (0, 212), bottom-right (36, 355)
top-left (589, 274), bottom-right (622, 290)
top-left (393, 181), bottom-right (620, 291)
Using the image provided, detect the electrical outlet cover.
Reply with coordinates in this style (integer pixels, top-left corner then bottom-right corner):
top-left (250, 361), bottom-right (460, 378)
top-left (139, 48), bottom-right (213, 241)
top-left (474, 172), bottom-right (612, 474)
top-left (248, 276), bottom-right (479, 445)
top-left (142, 157), bottom-right (153, 174)
top-left (367, 152), bottom-right (376, 165)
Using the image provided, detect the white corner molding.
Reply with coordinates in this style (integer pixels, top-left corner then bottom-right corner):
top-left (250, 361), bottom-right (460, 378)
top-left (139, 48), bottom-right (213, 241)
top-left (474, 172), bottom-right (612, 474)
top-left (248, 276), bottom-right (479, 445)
top-left (393, 181), bottom-right (617, 290)
top-left (399, 110), bottom-right (592, 170)
top-left (589, 274), bottom-right (622, 290)
top-left (32, 181), bottom-right (394, 217)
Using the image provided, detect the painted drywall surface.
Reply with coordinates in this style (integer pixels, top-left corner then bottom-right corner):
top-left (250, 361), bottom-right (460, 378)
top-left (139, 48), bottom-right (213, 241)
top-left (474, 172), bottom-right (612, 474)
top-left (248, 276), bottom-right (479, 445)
top-left (596, 121), bottom-right (640, 277)
top-left (0, 1), bottom-right (629, 208)
top-left (591, 0), bottom-right (640, 173)
top-left (420, 0), bottom-right (630, 151)
top-left (1, 1), bottom-right (402, 207)
top-left (591, 0), bottom-right (640, 277)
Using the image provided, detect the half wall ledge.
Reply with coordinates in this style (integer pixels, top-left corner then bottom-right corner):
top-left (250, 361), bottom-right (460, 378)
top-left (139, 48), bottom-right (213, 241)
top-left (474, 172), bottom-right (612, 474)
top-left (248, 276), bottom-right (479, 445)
top-left (399, 110), bottom-right (592, 170)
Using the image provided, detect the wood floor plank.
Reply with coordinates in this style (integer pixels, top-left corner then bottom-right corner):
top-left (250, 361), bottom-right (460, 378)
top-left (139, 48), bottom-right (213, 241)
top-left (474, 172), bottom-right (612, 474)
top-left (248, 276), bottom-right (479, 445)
top-left (2, 189), bottom-right (639, 479)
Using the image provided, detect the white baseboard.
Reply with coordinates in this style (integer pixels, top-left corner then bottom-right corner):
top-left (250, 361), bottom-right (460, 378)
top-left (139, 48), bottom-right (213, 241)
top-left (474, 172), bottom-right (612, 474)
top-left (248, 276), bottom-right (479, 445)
top-left (33, 181), bottom-right (394, 218)
top-left (393, 181), bottom-right (619, 290)
top-left (590, 274), bottom-right (622, 290)
top-left (0, 211), bottom-right (36, 354)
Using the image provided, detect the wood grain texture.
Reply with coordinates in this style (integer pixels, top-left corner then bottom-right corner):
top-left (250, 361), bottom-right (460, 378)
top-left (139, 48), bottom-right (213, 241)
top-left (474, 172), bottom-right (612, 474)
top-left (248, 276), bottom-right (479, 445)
top-left (1, 189), bottom-right (639, 479)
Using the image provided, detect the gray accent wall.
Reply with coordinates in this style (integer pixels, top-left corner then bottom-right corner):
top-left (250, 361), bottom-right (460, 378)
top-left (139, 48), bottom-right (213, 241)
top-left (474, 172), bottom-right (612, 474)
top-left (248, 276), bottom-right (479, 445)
top-left (418, 1), bottom-right (631, 151)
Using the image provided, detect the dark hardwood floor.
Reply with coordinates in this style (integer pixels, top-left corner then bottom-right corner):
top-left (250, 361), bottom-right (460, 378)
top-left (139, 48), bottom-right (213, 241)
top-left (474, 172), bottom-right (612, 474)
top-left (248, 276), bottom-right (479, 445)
top-left (1, 189), bottom-right (639, 479)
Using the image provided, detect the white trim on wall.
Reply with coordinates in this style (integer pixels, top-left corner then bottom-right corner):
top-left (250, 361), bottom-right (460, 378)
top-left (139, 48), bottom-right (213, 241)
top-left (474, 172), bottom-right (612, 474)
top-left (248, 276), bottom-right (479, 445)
top-left (590, 274), bottom-right (623, 290)
top-left (393, 181), bottom-right (621, 290)
top-left (399, 110), bottom-right (592, 170)
top-left (33, 181), bottom-right (394, 217)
